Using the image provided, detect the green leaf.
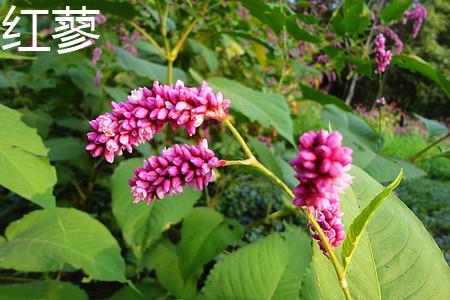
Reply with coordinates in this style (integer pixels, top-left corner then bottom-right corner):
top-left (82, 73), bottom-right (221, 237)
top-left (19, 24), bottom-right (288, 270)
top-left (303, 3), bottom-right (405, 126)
top-left (55, 117), bottom-right (90, 132)
top-left (241, 0), bottom-right (285, 34)
top-left (104, 86), bottom-right (129, 102)
top-left (45, 137), bottom-right (85, 161)
top-left (286, 16), bottom-right (320, 43)
top-left (300, 85), bottom-right (352, 112)
top-left (0, 280), bottom-right (88, 300)
top-left (19, 109), bottom-right (53, 139)
top-left (219, 30), bottom-right (276, 53)
top-left (0, 50), bottom-right (36, 60)
top-left (111, 159), bottom-right (201, 262)
top-left (415, 114), bottom-right (449, 138)
top-left (208, 77), bottom-right (294, 145)
top-left (116, 48), bottom-right (187, 83)
top-left (380, 0), bottom-right (412, 24)
top-left (109, 280), bottom-right (167, 300)
top-left (153, 239), bottom-right (199, 299)
top-left (341, 0), bottom-right (371, 35)
top-left (188, 39), bottom-right (219, 73)
top-left (392, 54), bottom-right (450, 98)
top-left (341, 169), bottom-right (403, 272)
top-left (179, 207), bottom-right (243, 277)
top-left (0, 104), bottom-right (56, 209)
top-left (0, 208), bottom-right (126, 282)
top-left (249, 137), bottom-right (283, 179)
top-left (311, 166), bottom-right (450, 299)
top-left (67, 67), bottom-right (99, 96)
top-left (200, 228), bottom-right (313, 300)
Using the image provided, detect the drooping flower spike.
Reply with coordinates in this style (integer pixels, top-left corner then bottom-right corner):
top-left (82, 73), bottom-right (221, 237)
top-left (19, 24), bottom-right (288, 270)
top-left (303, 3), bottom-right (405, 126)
top-left (309, 203), bottom-right (345, 252)
top-left (291, 130), bottom-right (352, 252)
top-left (129, 139), bottom-right (225, 204)
top-left (290, 130), bottom-right (352, 211)
top-left (86, 80), bottom-right (230, 163)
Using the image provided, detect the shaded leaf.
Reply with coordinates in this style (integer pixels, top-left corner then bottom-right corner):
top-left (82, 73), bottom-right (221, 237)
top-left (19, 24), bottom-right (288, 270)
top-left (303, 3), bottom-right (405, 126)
top-left (415, 114), bottom-right (449, 138)
top-left (300, 85), bottom-right (352, 112)
top-left (286, 16), bottom-right (319, 43)
top-left (0, 280), bottom-right (88, 300)
top-left (392, 54), bottom-right (450, 98)
top-left (380, 0), bottom-right (412, 24)
top-left (45, 137), bottom-right (85, 161)
top-left (209, 77), bottom-right (294, 145)
top-left (116, 48), bottom-right (187, 83)
top-left (188, 39), bottom-right (218, 73)
top-left (178, 207), bottom-right (243, 277)
top-left (0, 208), bottom-right (126, 282)
top-left (109, 280), bottom-right (168, 300)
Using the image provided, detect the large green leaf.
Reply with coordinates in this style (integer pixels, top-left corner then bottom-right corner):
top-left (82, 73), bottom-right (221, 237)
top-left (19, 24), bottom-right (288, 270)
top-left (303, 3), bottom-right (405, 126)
top-left (311, 166), bottom-right (450, 299)
top-left (322, 105), bottom-right (424, 182)
top-left (179, 207), bottom-right (243, 277)
top-left (208, 77), bottom-right (294, 145)
top-left (341, 169), bottom-right (403, 272)
top-left (116, 48), bottom-right (187, 83)
top-left (111, 159), bottom-right (201, 262)
top-left (200, 228), bottom-right (312, 300)
top-left (380, 0), bottom-right (412, 24)
top-left (0, 208), bottom-right (126, 282)
top-left (392, 54), bottom-right (450, 98)
top-left (415, 114), bottom-right (449, 138)
top-left (300, 85), bottom-right (352, 112)
top-left (0, 280), bottom-right (88, 300)
top-left (0, 104), bottom-right (56, 209)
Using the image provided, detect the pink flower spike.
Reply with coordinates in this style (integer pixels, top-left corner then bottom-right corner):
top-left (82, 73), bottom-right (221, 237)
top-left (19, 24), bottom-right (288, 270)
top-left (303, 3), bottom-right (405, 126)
top-left (129, 139), bottom-right (225, 204)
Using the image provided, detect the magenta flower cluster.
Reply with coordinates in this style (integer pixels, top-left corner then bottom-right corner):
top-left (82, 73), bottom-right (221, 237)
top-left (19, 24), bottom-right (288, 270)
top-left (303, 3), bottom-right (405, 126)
top-left (309, 204), bottom-right (345, 251)
top-left (290, 130), bottom-right (352, 251)
top-left (86, 81), bottom-right (230, 163)
top-left (403, 3), bottom-right (427, 38)
top-left (374, 33), bottom-right (392, 74)
top-left (129, 140), bottom-right (225, 204)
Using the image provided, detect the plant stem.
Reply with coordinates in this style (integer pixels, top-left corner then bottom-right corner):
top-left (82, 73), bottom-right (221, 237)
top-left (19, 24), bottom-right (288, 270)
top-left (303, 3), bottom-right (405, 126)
top-left (410, 132), bottom-right (450, 163)
top-left (223, 119), bottom-right (255, 159)
top-left (127, 21), bottom-right (165, 58)
top-left (223, 119), bottom-right (352, 300)
top-left (167, 59), bottom-right (173, 84)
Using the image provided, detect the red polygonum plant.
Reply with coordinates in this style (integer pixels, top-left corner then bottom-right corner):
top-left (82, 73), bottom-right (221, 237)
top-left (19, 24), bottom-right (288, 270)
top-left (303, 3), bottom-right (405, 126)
top-left (86, 81), bottom-right (357, 299)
